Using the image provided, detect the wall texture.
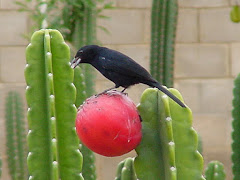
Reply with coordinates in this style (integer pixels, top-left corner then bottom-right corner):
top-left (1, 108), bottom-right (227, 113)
top-left (0, 0), bottom-right (238, 179)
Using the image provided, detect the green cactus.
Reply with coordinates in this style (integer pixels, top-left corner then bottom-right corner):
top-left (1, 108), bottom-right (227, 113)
top-left (0, 160), bottom-right (1, 178)
top-left (205, 161), bottom-right (226, 180)
top-left (232, 73), bottom-right (240, 180)
top-left (168, 88), bottom-right (205, 179)
top-left (135, 88), bottom-right (177, 180)
top-left (150, 0), bottom-right (178, 87)
top-left (197, 133), bottom-right (203, 155)
top-left (74, 66), bottom-right (96, 180)
top-left (71, 2), bottom-right (98, 178)
top-left (79, 145), bottom-right (96, 180)
top-left (115, 159), bottom-right (125, 180)
top-left (25, 29), bottom-right (83, 180)
top-left (135, 88), bottom-right (205, 180)
top-left (115, 158), bottom-right (137, 180)
top-left (71, 0), bottom-right (97, 97)
top-left (5, 91), bottom-right (28, 180)
top-left (74, 66), bottom-right (87, 108)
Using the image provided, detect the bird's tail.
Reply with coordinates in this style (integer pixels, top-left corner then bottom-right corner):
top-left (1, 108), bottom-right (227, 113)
top-left (148, 81), bottom-right (186, 108)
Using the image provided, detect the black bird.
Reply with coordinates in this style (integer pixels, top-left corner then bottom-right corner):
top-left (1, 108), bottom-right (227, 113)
top-left (71, 45), bottom-right (186, 108)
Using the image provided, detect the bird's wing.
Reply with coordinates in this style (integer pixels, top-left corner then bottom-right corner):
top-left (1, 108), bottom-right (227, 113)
top-left (98, 53), bottom-right (152, 81)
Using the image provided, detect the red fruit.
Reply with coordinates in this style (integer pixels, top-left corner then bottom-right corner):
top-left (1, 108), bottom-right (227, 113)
top-left (76, 91), bottom-right (142, 157)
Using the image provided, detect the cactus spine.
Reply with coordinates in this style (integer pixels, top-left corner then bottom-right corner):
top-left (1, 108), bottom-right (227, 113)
top-left (150, 0), bottom-right (178, 87)
top-left (232, 73), bottom-right (240, 180)
top-left (25, 29), bottom-right (83, 180)
top-left (5, 91), bottom-right (27, 180)
top-left (115, 158), bottom-right (137, 180)
top-left (205, 161), bottom-right (226, 180)
top-left (135, 88), bottom-right (205, 180)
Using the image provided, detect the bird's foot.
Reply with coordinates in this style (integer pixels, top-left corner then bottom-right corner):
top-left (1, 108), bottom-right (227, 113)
top-left (96, 88), bottom-right (128, 97)
top-left (120, 87), bottom-right (128, 96)
top-left (95, 87), bottom-right (117, 97)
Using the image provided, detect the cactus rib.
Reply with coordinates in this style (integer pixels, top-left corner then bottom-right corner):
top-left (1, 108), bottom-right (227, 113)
top-left (5, 92), bottom-right (17, 178)
top-left (5, 91), bottom-right (28, 180)
top-left (115, 158), bottom-right (137, 180)
top-left (168, 88), bottom-right (205, 180)
top-left (135, 88), bottom-right (176, 180)
top-left (150, 0), bottom-right (178, 87)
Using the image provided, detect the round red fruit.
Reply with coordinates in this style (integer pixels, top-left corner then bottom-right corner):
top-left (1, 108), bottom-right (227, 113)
top-left (76, 91), bottom-right (142, 157)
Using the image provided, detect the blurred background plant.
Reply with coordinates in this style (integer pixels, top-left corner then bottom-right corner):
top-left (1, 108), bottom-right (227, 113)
top-left (205, 161), bottom-right (226, 180)
top-left (0, 156), bottom-right (2, 178)
top-left (150, 0), bottom-right (178, 87)
top-left (230, 0), bottom-right (240, 23)
top-left (5, 91), bottom-right (28, 180)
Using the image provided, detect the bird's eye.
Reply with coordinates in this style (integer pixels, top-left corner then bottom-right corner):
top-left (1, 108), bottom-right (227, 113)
top-left (79, 50), bottom-right (83, 53)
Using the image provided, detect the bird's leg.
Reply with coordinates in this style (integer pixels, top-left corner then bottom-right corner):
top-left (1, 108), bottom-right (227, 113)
top-left (96, 85), bottom-right (119, 96)
top-left (121, 87), bottom-right (128, 95)
top-left (121, 87), bottom-right (127, 93)
top-left (102, 86), bottom-right (117, 93)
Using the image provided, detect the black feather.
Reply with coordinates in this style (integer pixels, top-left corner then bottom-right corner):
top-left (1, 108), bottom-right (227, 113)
top-left (71, 45), bottom-right (186, 108)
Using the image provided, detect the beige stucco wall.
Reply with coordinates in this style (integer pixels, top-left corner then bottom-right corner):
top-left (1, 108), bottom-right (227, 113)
top-left (0, 0), bottom-right (238, 179)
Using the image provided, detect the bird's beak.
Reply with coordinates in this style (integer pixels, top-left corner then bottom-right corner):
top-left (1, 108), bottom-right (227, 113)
top-left (70, 57), bottom-right (81, 69)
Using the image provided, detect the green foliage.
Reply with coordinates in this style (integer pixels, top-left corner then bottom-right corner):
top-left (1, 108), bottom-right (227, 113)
top-left (135, 88), bottom-right (205, 180)
top-left (230, 5), bottom-right (240, 23)
top-left (16, 0), bottom-right (114, 42)
top-left (115, 158), bottom-right (137, 180)
top-left (232, 73), bottom-right (240, 180)
top-left (5, 91), bottom-right (28, 180)
top-left (205, 161), bottom-right (226, 180)
top-left (25, 29), bottom-right (83, 180)
top-left (150, 0), bottom-right (178, 87)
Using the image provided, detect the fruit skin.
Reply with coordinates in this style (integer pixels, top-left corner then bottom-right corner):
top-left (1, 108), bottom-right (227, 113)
top-left (76, 91), bottom-right (142, 157)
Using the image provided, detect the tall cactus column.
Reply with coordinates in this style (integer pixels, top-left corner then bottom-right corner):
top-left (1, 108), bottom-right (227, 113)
top-left (232, 74), bottom-right (240, 180)
top-left (25, 29), bottom-right (83, 180)
top-left (150, 0), bottom-right (178, 87)
top-left (72, 0), bottom-right (97, 97)
top-left (5, 91), bottom-right (27, 180)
